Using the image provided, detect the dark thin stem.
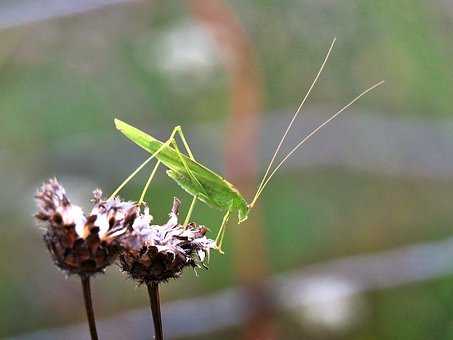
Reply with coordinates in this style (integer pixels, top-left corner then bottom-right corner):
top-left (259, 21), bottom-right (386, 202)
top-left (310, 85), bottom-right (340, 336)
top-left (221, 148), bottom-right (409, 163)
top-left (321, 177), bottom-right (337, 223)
top-left (81, 274), bottom-right (99, 340)
top-left (147, 282), bottom-right (163, 340)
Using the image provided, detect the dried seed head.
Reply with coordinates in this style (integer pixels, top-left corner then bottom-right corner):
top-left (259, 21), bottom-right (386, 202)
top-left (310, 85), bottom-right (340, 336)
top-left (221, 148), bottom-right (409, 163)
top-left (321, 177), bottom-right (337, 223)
top-left (119, 198), bottom-right (215, 284)
top-left (35, 178), bottom-right (138, 275)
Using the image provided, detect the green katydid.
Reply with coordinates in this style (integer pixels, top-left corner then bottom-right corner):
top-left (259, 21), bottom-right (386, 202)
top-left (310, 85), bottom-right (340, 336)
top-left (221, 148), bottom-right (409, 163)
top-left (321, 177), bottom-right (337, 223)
top-left (111, 38), bottom-right (384, 252)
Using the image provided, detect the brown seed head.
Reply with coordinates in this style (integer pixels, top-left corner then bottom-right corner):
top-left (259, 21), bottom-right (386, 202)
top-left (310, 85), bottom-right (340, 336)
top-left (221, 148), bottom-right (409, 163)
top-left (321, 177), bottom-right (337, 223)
top-left (119, 197), bottom-right (215, 284)
top-left (35, 178), bottom-right (138, 275)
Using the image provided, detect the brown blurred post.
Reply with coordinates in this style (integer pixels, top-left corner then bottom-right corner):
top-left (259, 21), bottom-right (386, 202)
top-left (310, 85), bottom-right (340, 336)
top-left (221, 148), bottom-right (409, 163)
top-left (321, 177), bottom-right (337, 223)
top-left (186, 1), bottom-right (276, 339)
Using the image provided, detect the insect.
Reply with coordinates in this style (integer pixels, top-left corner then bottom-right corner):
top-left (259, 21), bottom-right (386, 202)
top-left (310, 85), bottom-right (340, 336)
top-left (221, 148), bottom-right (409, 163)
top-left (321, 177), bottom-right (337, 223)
top-left (111, 39), bottom-right (384, 252)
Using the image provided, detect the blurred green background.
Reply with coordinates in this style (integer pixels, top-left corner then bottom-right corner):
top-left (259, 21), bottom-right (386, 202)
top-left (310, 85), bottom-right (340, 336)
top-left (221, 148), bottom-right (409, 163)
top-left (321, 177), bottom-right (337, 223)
top-left (1, 0), bottom-right (453, 339)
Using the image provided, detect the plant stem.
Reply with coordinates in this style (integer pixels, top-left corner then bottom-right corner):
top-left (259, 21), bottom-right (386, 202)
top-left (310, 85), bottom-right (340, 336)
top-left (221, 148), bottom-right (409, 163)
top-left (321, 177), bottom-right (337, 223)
top-left (81, 274), bottom-right (99, 340)
top-left (147, 282), bottom-right (163, 340)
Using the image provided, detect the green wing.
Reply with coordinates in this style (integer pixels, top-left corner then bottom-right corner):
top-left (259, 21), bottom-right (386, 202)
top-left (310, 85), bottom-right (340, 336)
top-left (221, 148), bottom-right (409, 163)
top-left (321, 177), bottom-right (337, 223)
top-left (115, 119), bottom-right (249, 223)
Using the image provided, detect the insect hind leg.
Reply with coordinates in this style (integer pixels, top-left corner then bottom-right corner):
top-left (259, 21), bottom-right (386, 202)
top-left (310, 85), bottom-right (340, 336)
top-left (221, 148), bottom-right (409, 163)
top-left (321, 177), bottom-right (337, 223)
top-left (170, 126), bottom-right (208, 227)
top-left (137, 126), bottom-right (186, 204)
top-left (109, 126), bottom-right (181, 200)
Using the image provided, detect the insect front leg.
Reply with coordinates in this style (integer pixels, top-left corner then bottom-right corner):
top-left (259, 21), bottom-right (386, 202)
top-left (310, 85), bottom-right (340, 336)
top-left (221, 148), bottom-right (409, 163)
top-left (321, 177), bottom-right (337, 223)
top-left (214, 207), bottom-right (232, 254)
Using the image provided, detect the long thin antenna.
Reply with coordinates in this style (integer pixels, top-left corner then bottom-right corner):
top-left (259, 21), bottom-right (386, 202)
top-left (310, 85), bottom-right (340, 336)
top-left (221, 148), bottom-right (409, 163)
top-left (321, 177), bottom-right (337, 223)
top-left (252, 38), bottom-right (336, 208)
top-left (251, 80), bottom-right (385, 205)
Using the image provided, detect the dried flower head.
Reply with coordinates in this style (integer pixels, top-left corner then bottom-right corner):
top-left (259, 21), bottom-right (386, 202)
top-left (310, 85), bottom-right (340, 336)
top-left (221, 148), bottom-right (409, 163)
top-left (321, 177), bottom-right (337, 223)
top-left (119, 198), bottom-right (215, 284)
top-left (35, 178), bottom-right (138, 275)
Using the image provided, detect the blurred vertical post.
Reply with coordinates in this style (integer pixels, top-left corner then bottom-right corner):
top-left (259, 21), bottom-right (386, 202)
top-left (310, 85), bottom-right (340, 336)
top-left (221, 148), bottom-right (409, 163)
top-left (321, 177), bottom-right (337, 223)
top-left (186, 1), bottom-right (276, 339)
